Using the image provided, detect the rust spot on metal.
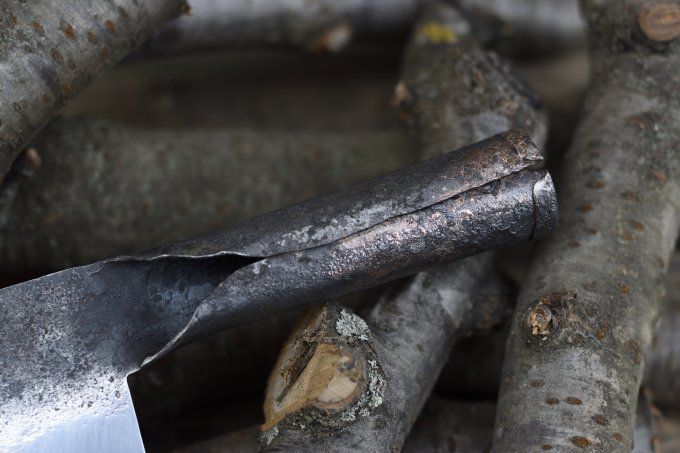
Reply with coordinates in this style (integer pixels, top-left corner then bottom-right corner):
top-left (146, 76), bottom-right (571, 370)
top-left (619, 284), bottom-right (630, 294)
top-left (530, 380), bottom-right (545, 388)
top-left (588, 179), bottom-right (605, 189)
top-left (632, 221), bottom-right (645, 231)
top-left (59, 20), bottom-right (76, 39)
top-left (614, 433), bottom-right (623, 442)
top-left (568, 240), bottom-right (581, 248)
top-left (584, 227), bottom-right (598, 235)
top-left (637, 3), bottom-right (680, 42)
top-left (11, 15), bottom-right (18, 27)
top-left (32, 21), bottom-right (43, 33)
top-left (566, 397), bottom-right (582, 405)
top-left (59, 83), bottom-right (71, 96)
top-left (580, 204), bottom-right (593, 213)
top-left (593, 414), bottom-right (609, 426)
top-left (541, 445), bottom-right (553, 450)
top-left (105, 20), bottom-right (116, 33)
top-left (87, 31), bottom-right (98, 43)
top-left (620, 231), bottom-right (634, 241)
top-left (571, 436), bottom-right (591, 448)
top-left (545, 398), bottom-right (559, 405)
top-left (101, 47), bottom-right (110, 58)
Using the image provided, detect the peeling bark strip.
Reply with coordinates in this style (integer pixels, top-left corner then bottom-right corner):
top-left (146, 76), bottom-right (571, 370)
top-left (0, 0), bottom-right (184, 184)
top-left (261, 262), bottom-right (510, 452)
top-left (493, 1), bottom-right (680, 451)
top-left (0, 118), bottom-right (417, 276)
top-left (0, 131), bottom-right (556, 450)
top-left (261, 4), bottom-right (548, 451)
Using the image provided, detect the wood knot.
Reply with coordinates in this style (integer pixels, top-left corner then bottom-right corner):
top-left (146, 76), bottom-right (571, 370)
top-left (528, 303), bottom-right (552, 336)
top-left (637, 3), bottom-right (680, 42)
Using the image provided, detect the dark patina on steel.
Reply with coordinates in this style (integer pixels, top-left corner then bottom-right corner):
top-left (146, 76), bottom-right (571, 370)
top-left (0, 130), bottom-right (556, 452)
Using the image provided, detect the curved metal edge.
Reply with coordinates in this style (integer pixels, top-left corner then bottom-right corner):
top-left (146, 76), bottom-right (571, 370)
top-left (531, 171), bottom-right (558, 240)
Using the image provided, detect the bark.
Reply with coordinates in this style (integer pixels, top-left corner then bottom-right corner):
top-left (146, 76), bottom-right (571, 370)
top-left (0, 147), bottom-right (41, 229)
top-left (141, 0), bottom-right (585, 57)
top-left (173, 398), bottom-right (497, 453)
top-left (493, 1), bottom-right (680, 451)
top-left (458, 0), bottom-right (586, 56)
top-left (260, 264), bottom-right (511, 452)
top-left (393, 1), bottom-right (547, 158)
top-left (142, 0), bottom-right (423, 55)
top-left (0, 118), bottom-right (416, 278)
top-left (175, 393), bottom-right (660, 453)
top-left (402, 398), bottom-right (496, 452)
top-left (0, 0), bottom-right (184, 186)
top-left (259, 3), bottom-right (548, 450)
top-left (645, 252), bottom-right (680, 410)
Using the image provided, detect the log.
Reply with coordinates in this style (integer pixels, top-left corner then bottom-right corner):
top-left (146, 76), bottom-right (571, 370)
top-left (493, 1), bottom-right (680, 450)
top-left (260, 271), bottom-right (509, 452)
top-left (0, 119), bottom-right (416, 278)
top-left (259, 3), bottom-right (548, 450)
top-left (0, 0), bottom-right (184, 185)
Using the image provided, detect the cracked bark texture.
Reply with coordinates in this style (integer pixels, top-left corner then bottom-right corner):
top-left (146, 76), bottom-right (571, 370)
top-left (261, 258), bottom-right (511, 452)
top-left (493, 1), bottom-right (680, 451)
top-left (0, 0), bottom-right (184, 185)
top-left (0, 118), bottom-right (415, 277)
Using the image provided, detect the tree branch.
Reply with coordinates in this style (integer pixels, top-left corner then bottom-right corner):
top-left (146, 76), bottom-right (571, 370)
top-left (260, 2), bottom-right (547, 450)
top-left (0, 0), bottom-right (185, 185)
top-left (0, 119), bottom-right (416, 277)
top-left (493, 1), bottom-right (680, 450)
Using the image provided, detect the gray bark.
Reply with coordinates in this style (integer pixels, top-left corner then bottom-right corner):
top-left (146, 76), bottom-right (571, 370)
top-left (493, 1), bottom-right (680, 451)
top-left (645, 252), bottom-right (680, 411)
top-left (458, 0), bottom-right (585, 56)
top-left (402, 398), bottom-right (496, 453)
top-left (0, 0), bottom-right (184, 185)
top-left (0, 118), bottom-right (416, 278)
top-left (143, 0), bottom-right (423, 54)
top-left (260, 3), bottom-right (545, 451)
top-left (141, 0), bottom-right (585, 57)
top-left (393, 1), bottom-right (547, 158)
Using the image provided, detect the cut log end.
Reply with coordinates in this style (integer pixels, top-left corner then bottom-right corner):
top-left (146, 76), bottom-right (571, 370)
top-left (637, 3), bottom-right (680, 42)
top-left (262, 304), bottom-right (383, 434)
